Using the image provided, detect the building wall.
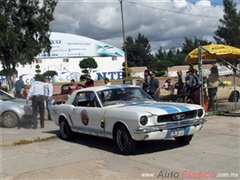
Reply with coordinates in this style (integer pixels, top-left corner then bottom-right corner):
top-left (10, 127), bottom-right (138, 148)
top-left (15, 57), bottom-right (124, 84)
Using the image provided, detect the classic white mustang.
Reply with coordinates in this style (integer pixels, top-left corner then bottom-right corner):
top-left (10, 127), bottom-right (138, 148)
top-left (50, 85), bottom-right (206, 155)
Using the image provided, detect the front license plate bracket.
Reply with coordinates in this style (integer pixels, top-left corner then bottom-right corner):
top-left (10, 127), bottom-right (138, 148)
top-left (171, 128), bottom-right (184, 137)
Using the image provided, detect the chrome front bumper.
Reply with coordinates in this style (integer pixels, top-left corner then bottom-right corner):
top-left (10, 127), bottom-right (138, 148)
top-left (134, 119), bottom-right (207, 134)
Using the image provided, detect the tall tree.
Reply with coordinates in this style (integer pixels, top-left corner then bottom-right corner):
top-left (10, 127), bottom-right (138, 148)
top-left (0, 0), bottom-right (57, 89)
top-left (125, 33), bottom-right (153, 67)
top-left (214, 0), bottom-right (240, 47)
top-left (181, 36), bottom-right (213, 54)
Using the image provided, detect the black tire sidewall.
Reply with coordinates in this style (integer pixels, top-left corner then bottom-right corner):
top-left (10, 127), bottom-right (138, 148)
top-left (59, 119), bottom-right (74, 140)
top-left (115, 125), bottom-right (136, 155)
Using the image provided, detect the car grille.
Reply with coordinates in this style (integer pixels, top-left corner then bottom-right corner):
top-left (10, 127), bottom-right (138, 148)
top-left (157, 110), bottom-right (196, 123)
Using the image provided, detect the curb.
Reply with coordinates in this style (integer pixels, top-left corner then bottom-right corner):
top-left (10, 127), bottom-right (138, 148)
top-left (0, 135), bottom-right (58, 147)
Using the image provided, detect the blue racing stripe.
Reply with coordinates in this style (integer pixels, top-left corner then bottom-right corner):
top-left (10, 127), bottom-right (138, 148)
top-left (184, 126), bottom-right (190, 135)
top-left (165, 130), bottom-right (172, 138)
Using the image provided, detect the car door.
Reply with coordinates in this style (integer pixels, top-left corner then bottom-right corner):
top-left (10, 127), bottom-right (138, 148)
top-left (216, 83), bottom-right (229, 101)
top-left (71, 91), bottom-right (104, 135)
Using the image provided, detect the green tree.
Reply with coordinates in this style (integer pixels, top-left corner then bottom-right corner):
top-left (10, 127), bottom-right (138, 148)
top-left (35, 64), bottom-right (41, 74)
top-left (43, 70), bottom-right (57, 78)
top-left (125, 33), bottom-right (153, 67)
top-left (155, 47), bottom-right (167, 61)
top-left (79, 57), bottom-right (98, 78)
top-left (0, 0), bottom-right (57, 89)
top-left (156, 60), bottom-right (174, 76)
top-left (181, 36), bottom-right (213, 54)
top-left (214, 0), bottom-right (240, 47)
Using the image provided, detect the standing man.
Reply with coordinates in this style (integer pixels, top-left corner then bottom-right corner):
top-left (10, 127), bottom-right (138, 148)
top-left (189, 69), bottom-right (202, 105)
top-left (44, 77), bottom-right (53, 120)
top-left (68, 79), bottom-right (79, 95)
top-left (104, 77), bottom-right (111, 85)
top-left (26, 75), bottom-right (46, 129)
top-left (149, 71), bottom-right (160, 101)
top-left (15, 76), bottom-right (24, 98)
top-left (142, 70), bottom-right (151, 93)
top-left (175, 70), bottom-right (185, 95)
top-left (207, 64), bottom-right (220, 111)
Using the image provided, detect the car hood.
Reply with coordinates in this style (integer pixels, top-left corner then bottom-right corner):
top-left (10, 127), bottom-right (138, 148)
top-left (110, 101), bottom-right (201, 115)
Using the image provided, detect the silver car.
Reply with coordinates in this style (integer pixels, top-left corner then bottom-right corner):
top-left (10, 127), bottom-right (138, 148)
top-left (0, 90), bottom-right (33, 128)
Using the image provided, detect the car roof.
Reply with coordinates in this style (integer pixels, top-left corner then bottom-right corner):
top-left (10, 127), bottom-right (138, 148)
top-left (75, 84), bottom-right (137, 92)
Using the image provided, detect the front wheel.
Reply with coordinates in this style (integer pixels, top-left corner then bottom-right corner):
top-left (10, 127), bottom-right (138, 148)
top-left (2, 112), bottom-right (19, 128)
top-left (174, 135), bottom-right (193, 144)
top-left (59, 119), bottom-right (75, 140)
top-left (115, 125), bottom-right (136, 155)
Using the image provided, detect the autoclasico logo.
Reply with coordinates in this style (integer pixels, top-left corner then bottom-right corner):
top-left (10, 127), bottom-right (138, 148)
top-left (156, 170), bottom-right (215, 178)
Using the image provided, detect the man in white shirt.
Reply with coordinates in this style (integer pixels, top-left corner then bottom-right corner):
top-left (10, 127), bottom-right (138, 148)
top-left (26, 75), bottom-right (46, 129)
top-left (104, 78), bottom-right (111, 85)
top-left (44, 77), bottom-right (53, 120)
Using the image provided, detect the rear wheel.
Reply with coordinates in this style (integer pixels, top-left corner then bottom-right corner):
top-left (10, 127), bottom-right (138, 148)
top-left (174, 135), bottom-right (193, 144)
top-left (115, 125), bottom-right (136, 155)
top-left (59, 119), bottom-right (74, 140)
top-left (2, 112), bottom-right (19, 128)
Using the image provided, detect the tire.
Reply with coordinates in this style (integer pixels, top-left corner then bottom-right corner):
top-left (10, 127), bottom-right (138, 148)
top-left (174, 135), bottom-right (193, 144)
top-left (2, 111), bottom-right (19, 128)
top-left (228, 92), bottom-right (239, 102)
top-left (115, 125), bottom-right (136, 155)
top-left (59, 119), bottom-right (74, 140)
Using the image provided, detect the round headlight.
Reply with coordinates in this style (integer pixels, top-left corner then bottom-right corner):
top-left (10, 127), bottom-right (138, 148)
top-left (140, 116), bottom-right (148, 126)
top-left (197, 109), bottom-right (204, 117)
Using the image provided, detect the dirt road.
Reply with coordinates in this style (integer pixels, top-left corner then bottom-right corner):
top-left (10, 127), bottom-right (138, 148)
top-left (1, 116), bottom-right (239, 180)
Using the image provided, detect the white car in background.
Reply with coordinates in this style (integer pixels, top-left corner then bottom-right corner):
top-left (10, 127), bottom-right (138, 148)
top-left (50, 85), bottom-right (206, 155)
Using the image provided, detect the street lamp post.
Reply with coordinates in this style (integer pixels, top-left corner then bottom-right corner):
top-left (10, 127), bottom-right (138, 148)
top-left (119, 0), bottom-right (128, 77)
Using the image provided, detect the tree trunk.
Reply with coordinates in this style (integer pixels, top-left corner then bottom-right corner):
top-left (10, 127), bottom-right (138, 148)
top-left (6, 75), bottom-right (16, 93)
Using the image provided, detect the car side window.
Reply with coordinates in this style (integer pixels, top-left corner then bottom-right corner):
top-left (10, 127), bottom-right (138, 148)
top-left (73, 92), bottom-right (100, 108)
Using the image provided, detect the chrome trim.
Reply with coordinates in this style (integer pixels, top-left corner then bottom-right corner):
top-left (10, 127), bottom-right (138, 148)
top-left (134, 119), bottom-right (207, 134)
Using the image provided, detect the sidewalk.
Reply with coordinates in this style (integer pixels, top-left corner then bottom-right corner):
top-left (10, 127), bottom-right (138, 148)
top-left (0, 120), bottom-right (59, 147)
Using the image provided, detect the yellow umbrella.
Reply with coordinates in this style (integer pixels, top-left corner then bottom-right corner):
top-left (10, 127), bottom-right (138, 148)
top-left (185, 44), bottom-right (240, 63)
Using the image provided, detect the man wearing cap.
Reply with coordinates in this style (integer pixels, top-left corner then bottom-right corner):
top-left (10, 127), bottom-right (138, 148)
top-left (26, 75), bottom-right (46, 129)
top-left (44, 77), bottom-right (53, 120)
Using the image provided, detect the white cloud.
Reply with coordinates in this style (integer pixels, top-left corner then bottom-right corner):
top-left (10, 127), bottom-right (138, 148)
top-left (50, 0), bottom-right (239, 53)
top-left (196, 0), bottom-right (211, 7)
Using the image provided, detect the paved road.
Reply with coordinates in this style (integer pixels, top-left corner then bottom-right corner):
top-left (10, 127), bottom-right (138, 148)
top-left (1, 116), bottom-right (239, 180)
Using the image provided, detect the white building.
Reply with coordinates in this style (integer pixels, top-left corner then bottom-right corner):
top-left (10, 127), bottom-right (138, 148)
top-left (2, 32), bottom-right (125, 84)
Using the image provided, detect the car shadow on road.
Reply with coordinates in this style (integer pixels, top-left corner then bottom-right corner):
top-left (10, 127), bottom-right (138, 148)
top-left (50, 132), bottom-right (189, 155)
top-left (0, 121), bottom-right (33, 129)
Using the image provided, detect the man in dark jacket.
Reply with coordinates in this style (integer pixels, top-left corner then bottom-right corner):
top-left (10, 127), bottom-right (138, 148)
top-left (15, 76), bottom-right (24, 98)
top-left (149, 71), bottom-right (160, 101)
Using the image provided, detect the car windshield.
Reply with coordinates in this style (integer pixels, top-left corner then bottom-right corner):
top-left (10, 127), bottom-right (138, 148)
top-left (0, 91), bottom-right (15, 101)
top-left (97, 87), bottom-right (152, 107)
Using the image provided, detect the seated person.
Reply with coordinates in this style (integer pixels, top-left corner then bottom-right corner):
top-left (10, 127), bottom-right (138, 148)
top-left (118, 91), bottom-right (133, 101)
top-left (162, 78), bottom-right (173, 91)
top-left (20, 85), bottom-right (29, 99)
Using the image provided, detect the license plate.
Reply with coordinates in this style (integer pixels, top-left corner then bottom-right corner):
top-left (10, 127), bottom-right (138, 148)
top-left (171, 128), bottom-right (184, 137)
